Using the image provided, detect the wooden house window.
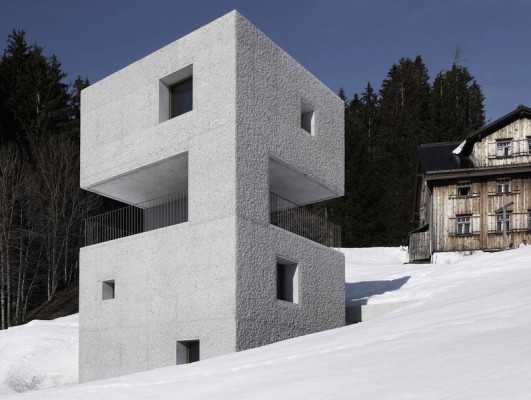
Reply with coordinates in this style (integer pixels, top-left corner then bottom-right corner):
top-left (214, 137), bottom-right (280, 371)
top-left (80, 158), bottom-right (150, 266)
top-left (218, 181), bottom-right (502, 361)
top-left (457, 181), bottom-right (471, 197)
top-left (456, 215), bottom-right (472, 235)
top-left (496, 140), bottom-right (512, 157)
top-left (497, 178), bottom-right (511, 194)
top-left (528, 211), bottom-right (531, 230)
top-left (528, 138), bottom-right (531, 154)
top-left (496, 212), bottom-right (511, 232)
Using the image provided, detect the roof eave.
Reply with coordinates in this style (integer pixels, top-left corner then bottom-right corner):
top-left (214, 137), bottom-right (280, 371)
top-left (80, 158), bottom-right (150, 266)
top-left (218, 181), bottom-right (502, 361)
top-left (424, 163), bottom-right (531, 181)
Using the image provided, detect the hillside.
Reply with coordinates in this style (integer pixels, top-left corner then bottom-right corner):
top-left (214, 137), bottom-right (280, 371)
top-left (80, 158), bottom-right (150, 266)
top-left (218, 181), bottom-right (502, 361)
top-left (2, 247), bottom-right (531, 399)
top-left (23, 286), bottom-right (79, 322)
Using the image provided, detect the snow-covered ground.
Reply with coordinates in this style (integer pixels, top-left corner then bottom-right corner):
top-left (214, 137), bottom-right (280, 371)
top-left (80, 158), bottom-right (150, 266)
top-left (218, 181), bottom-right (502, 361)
top-left (0, 315), bottom-right (78, 396)
top-left (2, 247), bottom-right (531, 399)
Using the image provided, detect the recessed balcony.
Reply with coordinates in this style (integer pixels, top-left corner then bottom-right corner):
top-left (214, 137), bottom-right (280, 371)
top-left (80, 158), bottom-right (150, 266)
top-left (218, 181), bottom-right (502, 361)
top-left (270, 192), bottom-right (341, 248)
top-left (84, 191), bottom-right (188, 246)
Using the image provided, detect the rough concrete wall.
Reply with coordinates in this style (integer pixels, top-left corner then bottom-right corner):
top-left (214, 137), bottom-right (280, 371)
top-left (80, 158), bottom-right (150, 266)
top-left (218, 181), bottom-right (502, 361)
top-left (233, 13), bottom-right (345, 351)
top-left (80, 11), bottom-right (238, 190)
top-left (233, 13), bottom-right (344, 227)
top-left (79, 219), bottom-right (237, 382)
top-left (235, 222), bottom-right (345, 350)
top-left (79, 12), bottom-right (240, 382)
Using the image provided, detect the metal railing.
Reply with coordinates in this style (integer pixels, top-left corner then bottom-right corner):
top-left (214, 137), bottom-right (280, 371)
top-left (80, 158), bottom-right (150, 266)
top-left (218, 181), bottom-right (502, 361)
top-left (270, 192), bottom-right (341, 248)
top-left (84, 191), bottom-right (188, 246)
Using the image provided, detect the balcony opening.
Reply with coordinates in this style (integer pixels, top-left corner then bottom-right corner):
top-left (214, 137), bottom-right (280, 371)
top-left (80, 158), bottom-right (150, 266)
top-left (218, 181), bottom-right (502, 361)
top-left (268, 157), bottom-right (341, 247)
top-left (177, 340), bottom-right (200, 364)
top-left (84, 153), bottom-right (188, 246)
top-left (276, 257), bottom-right (298, 303)
top-left (102, 280), bottom-right (115, 300)
top-left (85, 191), bottom-right (188, 246)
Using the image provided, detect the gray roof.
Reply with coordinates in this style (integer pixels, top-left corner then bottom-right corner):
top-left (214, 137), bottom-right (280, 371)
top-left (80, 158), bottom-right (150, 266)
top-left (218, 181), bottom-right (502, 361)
top-left (417, 141), bottom-right (474, 174)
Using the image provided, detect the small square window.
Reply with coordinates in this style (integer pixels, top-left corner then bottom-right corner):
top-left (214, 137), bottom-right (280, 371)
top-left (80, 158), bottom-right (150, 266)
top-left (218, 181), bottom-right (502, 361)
top-left (177, 340), bottom-right (200, 364)
top-left (497, 178), bottom-right (511, 193)
top-left (496, 140), bottom-right (512, 157)
top-left (102, 280), bottom-right (115, 300)
top-left (170, 77), bottom-right (193, 119)
top-left (456, 215), bottom-right (471, 235)
top-left (277, 257), bottom-right (299, 303)
top-left (159, 64), bottom-right (193, 123)
top-left (301, 101), bottom-right (314, 134)
top-left (457, 181), bottom-right (471, 197)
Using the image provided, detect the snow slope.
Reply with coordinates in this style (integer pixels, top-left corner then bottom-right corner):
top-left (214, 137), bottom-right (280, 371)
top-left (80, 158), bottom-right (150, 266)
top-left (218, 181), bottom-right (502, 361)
top-left (3, 247), bottom-right (531, 399)
top-left (0, 315), bottom-right (78, 396)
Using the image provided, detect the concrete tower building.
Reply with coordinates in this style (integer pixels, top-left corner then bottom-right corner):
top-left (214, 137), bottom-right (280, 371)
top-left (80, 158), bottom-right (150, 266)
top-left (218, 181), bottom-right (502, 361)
top-left (79, 11), bottom-right (344, 382)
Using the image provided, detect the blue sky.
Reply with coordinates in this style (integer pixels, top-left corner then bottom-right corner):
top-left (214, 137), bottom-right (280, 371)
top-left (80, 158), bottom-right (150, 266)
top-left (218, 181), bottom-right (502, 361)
top-left (1, 0), bottom-right (530, 121)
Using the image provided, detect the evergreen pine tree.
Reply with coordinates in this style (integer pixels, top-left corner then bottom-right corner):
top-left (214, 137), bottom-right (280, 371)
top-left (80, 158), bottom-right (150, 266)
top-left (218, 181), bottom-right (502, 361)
top-left (0, 30), bottom-right (71, 155)
top-left (430, 62), bottom-right (485, 142)
top-left (377, 56), bottom-right (431, 245)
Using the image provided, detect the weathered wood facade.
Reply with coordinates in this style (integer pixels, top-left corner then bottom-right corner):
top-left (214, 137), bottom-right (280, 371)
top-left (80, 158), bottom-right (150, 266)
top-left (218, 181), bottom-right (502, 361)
top-left (410, 105), bottom-right (531, 261)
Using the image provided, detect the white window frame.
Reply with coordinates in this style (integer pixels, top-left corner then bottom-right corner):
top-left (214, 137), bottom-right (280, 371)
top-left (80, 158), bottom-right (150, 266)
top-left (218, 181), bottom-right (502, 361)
top-left (497, 178), bottom-right (511, 194)
top-left (496, 140), bottom-right (512, 157)
top-left (496, 213), bottom-right (511, 232)
top-left (456, 215), bottom-right (471, 235)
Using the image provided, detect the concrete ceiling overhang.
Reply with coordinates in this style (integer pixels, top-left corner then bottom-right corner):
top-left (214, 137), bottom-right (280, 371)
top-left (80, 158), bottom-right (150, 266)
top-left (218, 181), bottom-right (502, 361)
top-left (86, 152), bottom-right (188, 206)
top-left (269, 157), bottom-right (339, 205)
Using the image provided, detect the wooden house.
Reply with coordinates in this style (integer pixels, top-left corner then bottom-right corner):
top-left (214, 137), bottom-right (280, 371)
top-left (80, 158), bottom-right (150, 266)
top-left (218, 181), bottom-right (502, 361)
top-left (410, 105), bottom-right (531, 262)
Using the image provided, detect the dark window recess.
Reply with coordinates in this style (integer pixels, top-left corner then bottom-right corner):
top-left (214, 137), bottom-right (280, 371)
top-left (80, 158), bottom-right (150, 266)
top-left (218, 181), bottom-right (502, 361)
top-left (177, 340), bottom-right (200, 364)
top-left (170, 77), bottom-right (193, 118)
top-left (457, 181), bottom-right (471, 196)
top-left (277, 260), bottom-right (298, 303)
top-left (102, 280), bottom-right (115, 300)
top-left (301, 101), bottom-right (314, 134)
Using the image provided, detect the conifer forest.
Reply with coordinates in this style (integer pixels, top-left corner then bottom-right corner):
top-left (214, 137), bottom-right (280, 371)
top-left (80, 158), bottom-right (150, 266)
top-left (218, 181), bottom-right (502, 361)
top-left (0, 31), bottom-right (485, 328)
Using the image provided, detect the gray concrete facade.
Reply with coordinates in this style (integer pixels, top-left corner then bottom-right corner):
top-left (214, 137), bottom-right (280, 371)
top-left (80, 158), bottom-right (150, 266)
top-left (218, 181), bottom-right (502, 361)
top-left (80, 11), bottom-right (344, 382)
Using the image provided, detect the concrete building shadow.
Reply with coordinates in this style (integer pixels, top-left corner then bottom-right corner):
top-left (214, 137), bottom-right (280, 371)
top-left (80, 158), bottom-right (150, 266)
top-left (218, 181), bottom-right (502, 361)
top-left (345, 276), bottom-right (411, 324)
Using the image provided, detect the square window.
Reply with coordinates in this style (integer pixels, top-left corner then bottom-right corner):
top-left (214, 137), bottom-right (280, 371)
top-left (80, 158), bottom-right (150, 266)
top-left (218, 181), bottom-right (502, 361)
top-left (159, 64), bottom-right (193, 123)
top-left (497, 178), bottom-right (511, 193)
top-left (170, 77), bottom-right (193, 119)
top-left (456, 215), bottom-right (471, 235)
top-left (457, 181), bottom-right (471, 197)
top-left (102, 280), bottom-right (115, 300)
top-left (176, 340), bottom-right (199, 364)
top-left (496, 140), bottom-right (512, 157)
top-left (496, 213), bottom-right (511, 232)
top-left (277, 257), bottom-right (299, 303)
top-left (301, 101), bottom-right (314, 134)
